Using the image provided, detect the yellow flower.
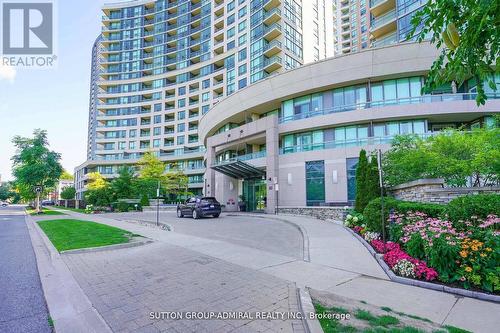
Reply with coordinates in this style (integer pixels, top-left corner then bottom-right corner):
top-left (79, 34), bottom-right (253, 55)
top-left (471, 245), bottom-right (479, 251)
top-left (459, 251), bottom-right (468, 258)
top-left (462, 245), bottom-right (469, 249)
top-left (480, 253), bottom-right (486, 258)
top-left (465, 267), bottom-right (472, 272)
top-left (485, 248), bottom-right (492, 252)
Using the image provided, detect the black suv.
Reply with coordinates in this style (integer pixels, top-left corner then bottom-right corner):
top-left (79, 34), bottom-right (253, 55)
top-left (176, 197), bottom-right (221, 219)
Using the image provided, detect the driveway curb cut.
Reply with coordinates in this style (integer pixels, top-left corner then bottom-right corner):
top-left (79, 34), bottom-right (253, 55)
top-left (344, 225), bottom-right (500, 303)
top-left (60, 238), bottom-right (154, 254)
top-left (297, 287), bottom-right (323, 333)
top-left (26, 215), bottom-right (113, 333)
top-left (227, 213), bottom-right (311, 262)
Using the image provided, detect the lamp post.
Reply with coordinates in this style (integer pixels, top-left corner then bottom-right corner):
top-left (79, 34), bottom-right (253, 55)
top-left (377, 149), bottom-right (386, 244)
top-left (156, 180), bottom-right (160, 227)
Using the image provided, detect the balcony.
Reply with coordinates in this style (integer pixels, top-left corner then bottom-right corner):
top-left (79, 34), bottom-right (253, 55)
top-left (263, 8), bottom-right (281, 26)
top-left (369, 0), bottom-right (396, 17)
top-left (372, 32), bottom-right (398, 48)
top-left (263, 40), bottom-right (282, 57)
top-left (370, 9), bottom-right (397, 38)
top-left (263, 23), bottom-right (281, 42)
top-left (263, 56), bottom-right (282, 73)
top-left (263, 0), bottom-right (281, 11)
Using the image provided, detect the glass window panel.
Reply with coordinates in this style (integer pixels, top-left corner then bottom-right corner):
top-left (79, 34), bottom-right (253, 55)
top-left (312, 130), bottom-right (323, 150)
top-left (387, 122), bottom-right (400, 135)
top-left (357, 126), bottom-right (369, 139)
top-left (345, 126), bottom-right (357, 140)
top-left (311, 93), bottom-right (323, 113)
top-left (282, 100), bottom-right (293, 119)
top-left (412, 120), bottom-right (426, 134)
top-left (334, 127), bottom-right (345, 142)
top-left (333, 89), bottom-right (344, 109)
top-left (356, 86), bottom-right (367, 106)
top-left (371, 83), bottom-right (384, 102)
top-left (346, 158), bottom-right (358, 202)
top-left (409, 77), bottom-right (422, 97)
top-left (400, 121), bottom-right (411, 134)
top-left (373, 124), bottom-right (386, 137)
top-left (397, 78), bottom-right (410, 99)
top-left (344, 87), bottom-right (356, 107)
top-left (294, 96), bottom-right (311, 116)
top-left (305, 161), bottom-right (325, 206)
top-left (384, 80), bottom-right (397, 101)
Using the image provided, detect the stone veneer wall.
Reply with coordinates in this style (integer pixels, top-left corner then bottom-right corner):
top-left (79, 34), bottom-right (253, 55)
top-left (389, 179), bottom-right (500, 204)
top-left (277, 207), bottom-right (348, 221)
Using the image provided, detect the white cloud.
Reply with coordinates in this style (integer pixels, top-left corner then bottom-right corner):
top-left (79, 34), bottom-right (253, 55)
top-left (0, 64), bottom-right (16, 82)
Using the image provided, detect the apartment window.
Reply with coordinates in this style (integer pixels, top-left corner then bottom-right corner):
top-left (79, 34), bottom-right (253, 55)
top-left (153, 127), bottom-right (161, 136)
top-left (202, 92), bottom-right (210, 102)
top-left (153, 139), bottom-right (160, 148)
top-left (238, 34), bottom-right (247, 46)
top-left (238, 48), bottom-right (247, 61)
top-left (202, 79), bottom-right (210, 89)
top-left (118, 141), bottom-right (126, 150)
top-left (227, 27), bottom-right (235, 38)
top-left (154, 115), bottom-right (161, 123)
top-left (238, 64), bottom-right (247, 75)
top-left (178, 111), bottom-right (185, 120)
top-left (177, 123), bottom-right (185, 132)
top-left (178, 99), bottom-right (185, 107)
top-left (238, 78), bottom-right (247, 89)
top-left (238, 20), bottom-right (246, 32)
top-left (154, 103), bottom-right (162, 112)
top-left (227, 40), bottom-right (236, 50)
top-left (305, 161), bottom-right (325, 206)
top-left (129, 141), bottom-right (136, 149)
top-left (177, 135), bottom-right (185, 145)
top-left (178, 87), bottom-right (186, 95)
top-left (238, 6), bottom-right (247, 18)
top-left (202, 105), bottom-right (210, 114)
top-left (129, 129), bottom-right (136, 137)
top-left (227, 0), bottom-right (235, 11)
top-left (227, 14), bottom-right (235, 25)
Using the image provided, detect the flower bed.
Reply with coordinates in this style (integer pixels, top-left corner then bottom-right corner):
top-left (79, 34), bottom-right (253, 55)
top-left (344, 212), bottom-right (499, 293)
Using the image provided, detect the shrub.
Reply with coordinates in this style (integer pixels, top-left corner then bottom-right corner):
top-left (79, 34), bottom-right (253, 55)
top-left (116, 201), bottom-right (130, 212)
top-left (354, 150), bottom-right (369, 212)
top-left (446, 194), bottom-right (500, 226)
top-left (363, 197), bottom-right (446, 233)
top-left (140, 194), bottom-right (150, 207)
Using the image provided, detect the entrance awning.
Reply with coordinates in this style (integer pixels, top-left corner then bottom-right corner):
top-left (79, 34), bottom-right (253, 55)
top-left (211, 160), bottom-right (265, 179)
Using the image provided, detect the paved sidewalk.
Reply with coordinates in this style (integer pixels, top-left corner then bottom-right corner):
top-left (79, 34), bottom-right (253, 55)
top-left (0, 205), bottom-right (51, 333)
top-left (48, 210), bottom-right (500, 332)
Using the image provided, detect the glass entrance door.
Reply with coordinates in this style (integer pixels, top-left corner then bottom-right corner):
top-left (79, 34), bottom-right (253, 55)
top-left (243, 179), bottom-right (267, 212)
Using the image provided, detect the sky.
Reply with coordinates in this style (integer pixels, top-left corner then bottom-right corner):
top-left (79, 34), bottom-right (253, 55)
top-left (0, 0), bottom-right (110, 181)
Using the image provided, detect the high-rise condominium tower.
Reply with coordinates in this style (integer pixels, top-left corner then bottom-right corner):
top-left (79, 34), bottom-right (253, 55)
top-left (336, 0), bottom-right (427, 54)
top-left (75, 0), bottom-right (336, 199)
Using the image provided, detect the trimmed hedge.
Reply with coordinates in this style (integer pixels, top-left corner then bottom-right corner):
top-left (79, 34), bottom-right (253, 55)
top-left (363, 197), bottom-right (446, 233)
top-left (446, 194), bottom-right (500, 224)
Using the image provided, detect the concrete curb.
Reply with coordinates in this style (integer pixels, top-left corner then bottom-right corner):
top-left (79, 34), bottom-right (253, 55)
top-left (26, 215), bottom-right (113, 333)
top-left (297, 287), bottom-right (323, 333)
top-left (227, 213), bottom-right (311, 262)
top-left (344, 225), bottom-right (500, 303)
top-left (60, 238), bottom-right (154, 255)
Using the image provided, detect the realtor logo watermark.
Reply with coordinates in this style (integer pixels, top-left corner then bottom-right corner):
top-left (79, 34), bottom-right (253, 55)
top-left (1, 0), bottom-right (57, 68)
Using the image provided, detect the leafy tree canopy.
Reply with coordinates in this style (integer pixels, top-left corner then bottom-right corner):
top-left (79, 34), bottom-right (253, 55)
top-left (60, 186), bottom-right (76, 200)
top-left (86, 172), bottom-right (108, 190)
top-left (11, 129), bottom-right (63, 200)
top-left (60, 170), bottom-right (74, 180)
top-left (411, 0), bottom-right (499, 105)
top-left (382, 127), bottom-right (500, 187)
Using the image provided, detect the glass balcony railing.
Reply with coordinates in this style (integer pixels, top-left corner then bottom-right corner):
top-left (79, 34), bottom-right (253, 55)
top-left (279, 133), bottom-right (441, 155)
top-left (371, 9), bottom-right (396, 30)
top-left (279, 93), bottom-right (500, 123)
top-left (372, 32), bottom-right (398, 47)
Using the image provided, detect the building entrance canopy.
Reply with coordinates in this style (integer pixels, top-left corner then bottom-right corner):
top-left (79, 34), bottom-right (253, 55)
top-left (211, 160), bottom-right (265, 179)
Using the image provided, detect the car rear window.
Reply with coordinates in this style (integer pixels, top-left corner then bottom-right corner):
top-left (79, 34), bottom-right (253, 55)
top-left (201, 197), bottom-right (217, 204)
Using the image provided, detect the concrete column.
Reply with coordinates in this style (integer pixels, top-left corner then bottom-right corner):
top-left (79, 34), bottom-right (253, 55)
top-left (205, 142), bottom-right (216, 197)
top-left (265, 115), bottom-right (279, 214)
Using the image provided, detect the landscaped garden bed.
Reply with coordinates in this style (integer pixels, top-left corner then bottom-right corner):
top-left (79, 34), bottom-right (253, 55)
top-left (26, 207), bottom-right (65, 215)
top-left (37, 219), bottom-right (140, 252)
top-left (344, 194), bottom-right (500, 296)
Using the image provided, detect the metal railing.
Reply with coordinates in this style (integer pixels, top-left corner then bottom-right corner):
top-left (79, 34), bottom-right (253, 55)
top-left (213, 151), bottom-right (267, 166)
top-left (371, 9), bottom-right (396, 30)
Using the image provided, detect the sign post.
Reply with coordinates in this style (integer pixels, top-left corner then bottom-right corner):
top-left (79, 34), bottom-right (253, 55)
top-left (156, 181), bottom-right (160, 227)
top-left (34, 185), bottom-right (43, 214)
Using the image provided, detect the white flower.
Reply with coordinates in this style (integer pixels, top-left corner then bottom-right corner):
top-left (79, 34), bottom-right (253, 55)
top-left (393, 259), bottom-right (416, 278)
top-left (353, 216), bottom-right (358, 223)
top-left (346, 214), bottom-right (352, 220)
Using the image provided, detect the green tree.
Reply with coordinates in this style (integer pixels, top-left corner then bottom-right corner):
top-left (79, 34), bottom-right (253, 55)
top-left (0, 183), bottom-right (14, 201)
top-left (366, 153), bottom-right (381, 204)
top-left (383, 128), bottom-right (500, 187)
top-left (111, 167), bottom-right (135, 199)
top-left (11, 129), bottom-right (63, 212)
top-left (60, 170), bottom-right (74, 180)
top-left (138, 152), bottom-right (165, 180)
top-left (354, 149), bottom-right (369, 212)
top-left (411, 0), bottom-right (499, 105)
top-left (60, 186), bottom-right (76, 200)
top-left (84, 172), bottom-right (114, 207)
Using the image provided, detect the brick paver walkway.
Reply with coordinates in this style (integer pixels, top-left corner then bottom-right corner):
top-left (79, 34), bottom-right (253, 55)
top-left (63, 241), bottom-right (306, 333)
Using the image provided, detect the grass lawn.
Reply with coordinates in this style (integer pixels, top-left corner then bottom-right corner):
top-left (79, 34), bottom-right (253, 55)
top-left (314, 303), bottom-right (471, 333)
top-left (38, 219), bottom-right (139, 252)
top-left (53, 205), bottom-right (87, 213)
top-left (26, 207), bottom-right (64, 216)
